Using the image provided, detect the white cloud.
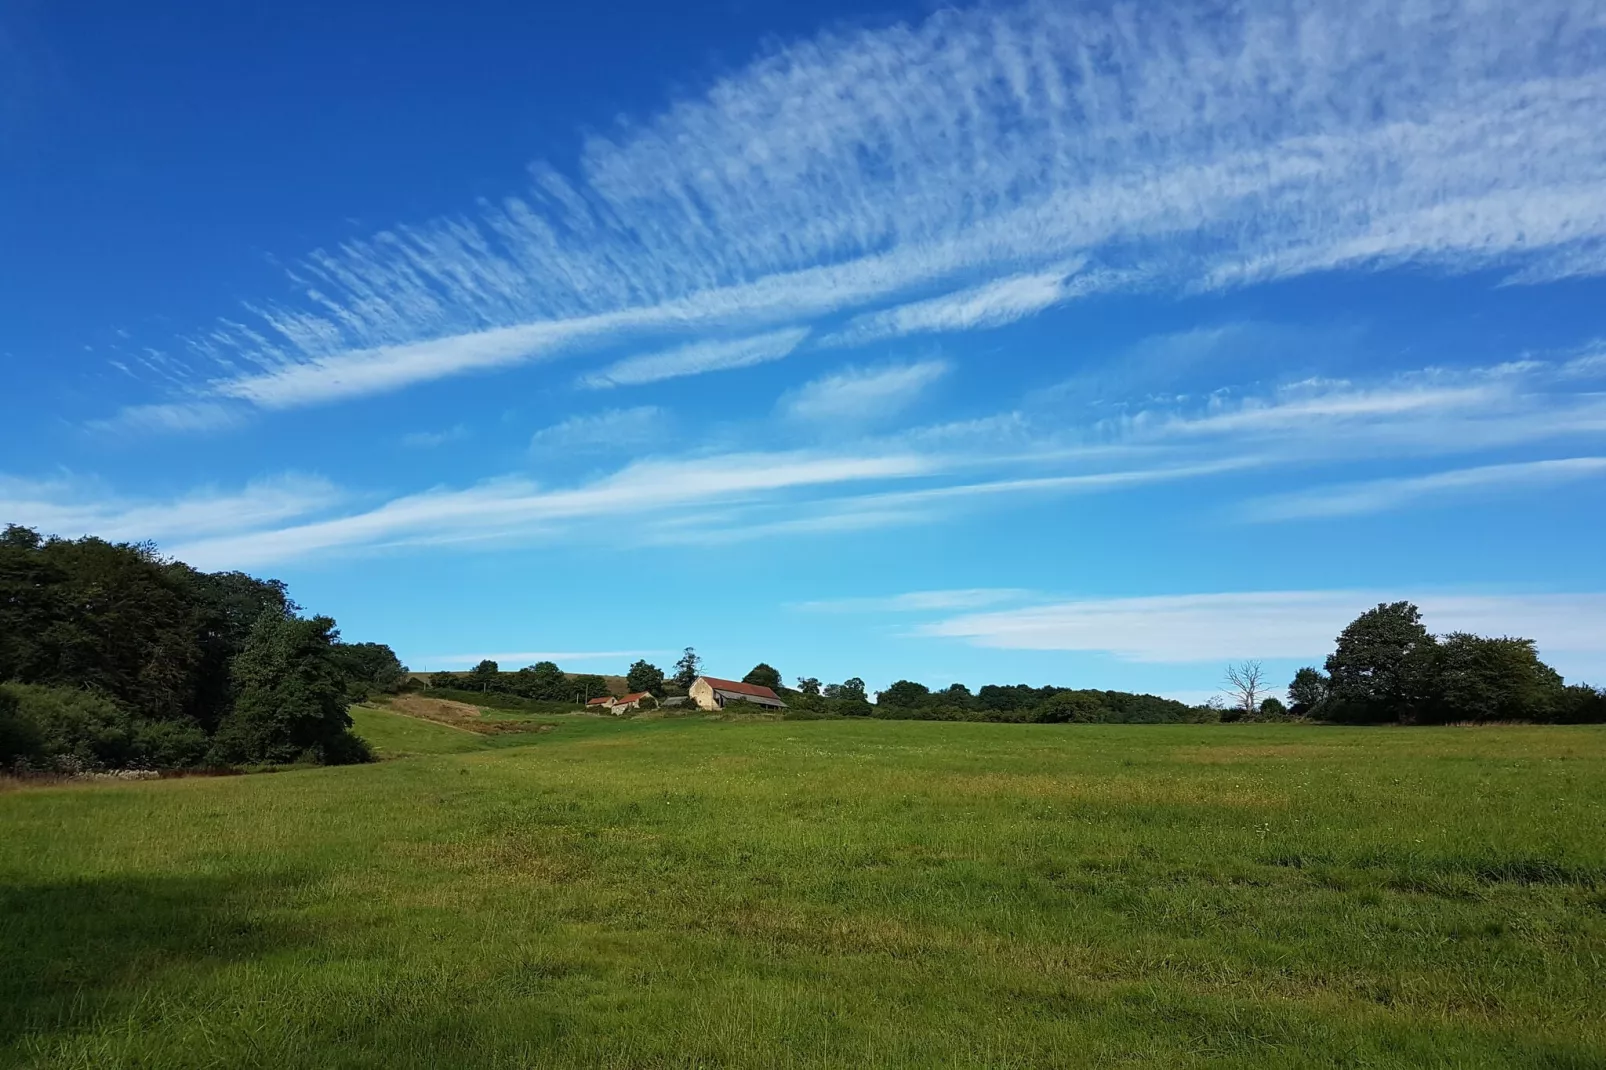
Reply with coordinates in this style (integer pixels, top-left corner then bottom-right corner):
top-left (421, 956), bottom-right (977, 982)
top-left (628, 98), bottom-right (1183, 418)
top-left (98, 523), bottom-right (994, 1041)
top-left (1244, 457), bottom-right (1606, 521)
top-left (89, 401), bottom-right (244, 434)
top-left (580, 328), bottom-right (809, 388)
top-left (1112, 364), bottom-right (1606, 460)
top-left (0, 474), bottom-right (341, 545)
top-left (781, 360), bottom-right (950, 422)
top-left (798, 589), bottom-right (1031, 612)
top-left (403, 425), bottom-right (469, 448)
top-left (166, 448), bottom-right (938, 568)
top-left (820, 267), bottom-right (1093, 347)
top-left (118, 0), bottom-right (1606, 412)
top-left (529, 407), bottom-right (662, 451)
top-left (923, 591), bottom-right (1606, 664)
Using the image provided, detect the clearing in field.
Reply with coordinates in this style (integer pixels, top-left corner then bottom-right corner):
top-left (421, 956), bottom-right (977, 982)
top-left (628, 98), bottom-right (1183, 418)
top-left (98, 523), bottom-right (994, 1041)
top-left (2, 710), bottom-right (1603, 1068)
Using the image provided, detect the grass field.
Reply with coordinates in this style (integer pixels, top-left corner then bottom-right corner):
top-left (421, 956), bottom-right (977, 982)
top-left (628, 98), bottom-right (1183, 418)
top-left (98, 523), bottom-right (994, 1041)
top-left (2, 709), bottom-right (1604, 1068)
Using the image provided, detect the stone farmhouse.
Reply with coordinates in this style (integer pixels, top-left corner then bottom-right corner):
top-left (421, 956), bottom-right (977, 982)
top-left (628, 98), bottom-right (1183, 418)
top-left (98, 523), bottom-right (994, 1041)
top-left (586, 691), bottom-right (657, 714)
top-left (687, 676), bottom-right (788, 712)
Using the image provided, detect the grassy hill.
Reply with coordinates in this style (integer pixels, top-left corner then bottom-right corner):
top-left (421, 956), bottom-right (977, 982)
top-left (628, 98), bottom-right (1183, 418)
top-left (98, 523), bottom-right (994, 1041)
top-left (3, 710), bottom-right (1603, 1067)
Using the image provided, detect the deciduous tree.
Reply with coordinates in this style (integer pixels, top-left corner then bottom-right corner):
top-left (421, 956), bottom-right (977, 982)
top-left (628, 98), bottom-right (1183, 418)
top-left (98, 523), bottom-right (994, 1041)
top-left (742, 663), bottom-right (781, 690)
top-left (627, 659), bottom-right (666, 696)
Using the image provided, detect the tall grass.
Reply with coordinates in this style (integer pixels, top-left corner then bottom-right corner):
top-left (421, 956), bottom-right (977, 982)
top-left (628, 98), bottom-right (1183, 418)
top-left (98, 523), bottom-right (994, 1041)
top-left (2, 713), bottom-right (1602, 1067)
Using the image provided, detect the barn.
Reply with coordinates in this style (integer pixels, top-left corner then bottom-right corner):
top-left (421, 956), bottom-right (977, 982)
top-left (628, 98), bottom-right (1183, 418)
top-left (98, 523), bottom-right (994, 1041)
top-left (687, 676), bottom-right (788, 711)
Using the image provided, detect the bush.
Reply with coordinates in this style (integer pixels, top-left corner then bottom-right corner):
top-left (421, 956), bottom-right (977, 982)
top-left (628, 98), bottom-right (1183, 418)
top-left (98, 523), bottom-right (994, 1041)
top-left (0, 682), bottom-right (208, 770)
top-left (0, 686), bottom-right (43, 765)
top-left (1258, 697), bottom-right (1290, 720)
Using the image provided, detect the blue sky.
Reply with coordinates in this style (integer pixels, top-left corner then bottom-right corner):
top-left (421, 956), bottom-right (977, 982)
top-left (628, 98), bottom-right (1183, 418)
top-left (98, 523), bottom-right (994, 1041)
top-left (4, 0), bottom-right (1606, 702)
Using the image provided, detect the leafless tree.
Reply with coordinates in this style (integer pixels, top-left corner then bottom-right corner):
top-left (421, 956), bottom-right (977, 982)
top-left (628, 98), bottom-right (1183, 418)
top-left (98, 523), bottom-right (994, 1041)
top-left (1224, 660), bottom-right (1270, 714)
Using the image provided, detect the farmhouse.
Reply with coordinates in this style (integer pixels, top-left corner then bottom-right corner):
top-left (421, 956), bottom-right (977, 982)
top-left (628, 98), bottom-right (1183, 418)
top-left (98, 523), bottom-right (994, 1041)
top-left (586, 692), bottom-right (656, 714)
top-left (688, 676), bottom-right (788, 711)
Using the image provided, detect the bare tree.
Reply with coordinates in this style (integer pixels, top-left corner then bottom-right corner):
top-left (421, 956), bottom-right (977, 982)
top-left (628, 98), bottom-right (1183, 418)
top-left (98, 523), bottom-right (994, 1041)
top-left (1224, 660), bottom-right (1270, 714)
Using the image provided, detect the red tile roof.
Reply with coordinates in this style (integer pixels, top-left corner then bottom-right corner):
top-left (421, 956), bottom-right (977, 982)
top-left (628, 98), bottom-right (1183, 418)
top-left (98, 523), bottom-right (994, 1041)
top-left (618, 692), bottom-right (652, 703)
top-left (586, 696), bottom-right (613, 705)
top-left (698, 676), bottom-right (781, 701)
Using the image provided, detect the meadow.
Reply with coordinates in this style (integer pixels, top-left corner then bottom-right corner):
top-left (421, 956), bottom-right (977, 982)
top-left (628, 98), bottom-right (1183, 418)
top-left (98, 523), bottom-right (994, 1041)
top-left (2, 707), bottom-right (1603, 1068)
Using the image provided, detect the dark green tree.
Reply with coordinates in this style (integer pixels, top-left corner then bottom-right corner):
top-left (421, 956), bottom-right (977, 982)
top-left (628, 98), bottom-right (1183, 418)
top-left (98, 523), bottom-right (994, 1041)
top-left (1036, 690), bottom-right (1106, 723)
top-left (1324, 602), bottom-right (1438, 721)
top-left (1286, 667), bottom-right (1328, 715)
top-left (742, 663), bottom-right (781, 691)
top-left (519, 661), bottom-right (568, 701)
top-left (795, 677), bottom-right (821, 695)
top-left (877, 680), bottom-right (930, 708)
top-left (1427, 633), bottom-right (1563, 723)
top-left (836, 677), bottom-right (868, 702)
top-left (627, 659), bottom-right (666, 696)
top-left (211, 611), bottom-right (369, 765)
top-left (572, 674), bottom-right (610, 702)
top-left (1258, 696), bottom-right (1289, 719)
top-left (334, 642), bottom-right (408, 700)
top-left (470, 659), bottom-right (500, 691)
top-left (673, 647), bottom-right (702, 689)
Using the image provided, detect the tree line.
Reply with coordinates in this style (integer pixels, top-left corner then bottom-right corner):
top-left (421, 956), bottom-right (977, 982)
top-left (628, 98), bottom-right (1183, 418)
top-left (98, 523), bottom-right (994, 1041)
top-left (0, 526), bottom-right (406, 772)
top-left (423, 608), bottom-right (1606, 728)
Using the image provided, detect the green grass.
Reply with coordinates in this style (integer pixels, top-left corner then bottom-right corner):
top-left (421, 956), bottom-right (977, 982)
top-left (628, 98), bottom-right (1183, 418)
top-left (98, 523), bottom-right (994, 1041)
top-left (2, 712), bottom-right (1604, 1068)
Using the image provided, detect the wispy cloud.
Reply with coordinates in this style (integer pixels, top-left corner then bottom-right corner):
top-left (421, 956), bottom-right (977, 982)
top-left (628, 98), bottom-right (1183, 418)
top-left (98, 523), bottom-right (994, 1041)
top-left (820, 267), bottom-right (1097, 347)
top-left (580, 328), bottom-right (809, 388)
top-left (798, 589), bottom-right (1031, 612)
top-left (529, 407), bottom-right (663, 451)
top-left (1111, 362), bottom-right (1606, 460)
top-left (1244, 457), bottom-right (1606, 521)
top-left (88, 400), bottom-right (245, 435)
top-left (923, 591), bottom-right (1606, 664)
top-left (117, 0), bottom-right (1606, 413)
top-left (781, 360), bottom-right (950, 422)
top-left (402, 425), bottom-right (469, 448)
top-left (0, 473), bottom-right (341, 545)
top-left (166, 449), bottom-right (938, 568)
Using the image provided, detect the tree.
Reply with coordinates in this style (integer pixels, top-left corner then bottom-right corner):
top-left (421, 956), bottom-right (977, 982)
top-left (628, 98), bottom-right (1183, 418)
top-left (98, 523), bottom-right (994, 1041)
top-left (673, 647), bottom-right (702, 689)
top-left (1427, 633), bottom-right (1563, 723)
top-left (743, 663), bottom-right (781, 691)
top-left (519, 661), bottom-right (568, 701)
top-left (1223, 660), bottom-right (1270, 716)
top-left (877, 680), bottom-right (930, 708)
top-left (1325, 602), bottom-right (1438, 720)
top-left (1258, 696), bottom-right (1288, 719)
top-left (627, 659), bottom-right (666, 696)
top-left (211, 611), bottom-right (369, 765)
top-left (571, 674), bottom-right (610, 703)
top-left (1037, 690), bottom-right (1106, 723)
top-left (836, 677), bottom-right (867, 702)
top-left (796, 677), bottom-right (821, 695)
top-left (471, 659), bottom-right (500, 692)
top-left (1287, 667), bottom-right (1328, 715)
top-left (1556, 684), bottom-right (1606, 724)
top-left (333, 642), bottom-right (408, 701)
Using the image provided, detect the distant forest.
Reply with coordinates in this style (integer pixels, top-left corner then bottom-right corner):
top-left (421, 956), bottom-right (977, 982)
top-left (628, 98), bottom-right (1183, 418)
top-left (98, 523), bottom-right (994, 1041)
top-left (0, 526), bottom-right (407, 772)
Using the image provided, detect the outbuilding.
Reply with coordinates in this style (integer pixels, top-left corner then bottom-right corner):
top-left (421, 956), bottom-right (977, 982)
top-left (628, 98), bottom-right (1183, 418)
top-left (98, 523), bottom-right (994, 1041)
top-left (688, 676), bottom-right (787, 711)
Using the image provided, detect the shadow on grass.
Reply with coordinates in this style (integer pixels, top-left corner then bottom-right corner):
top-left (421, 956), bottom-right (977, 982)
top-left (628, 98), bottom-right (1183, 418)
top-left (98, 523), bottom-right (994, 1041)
top-left (0, 871), bottom-right (312, 1053)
